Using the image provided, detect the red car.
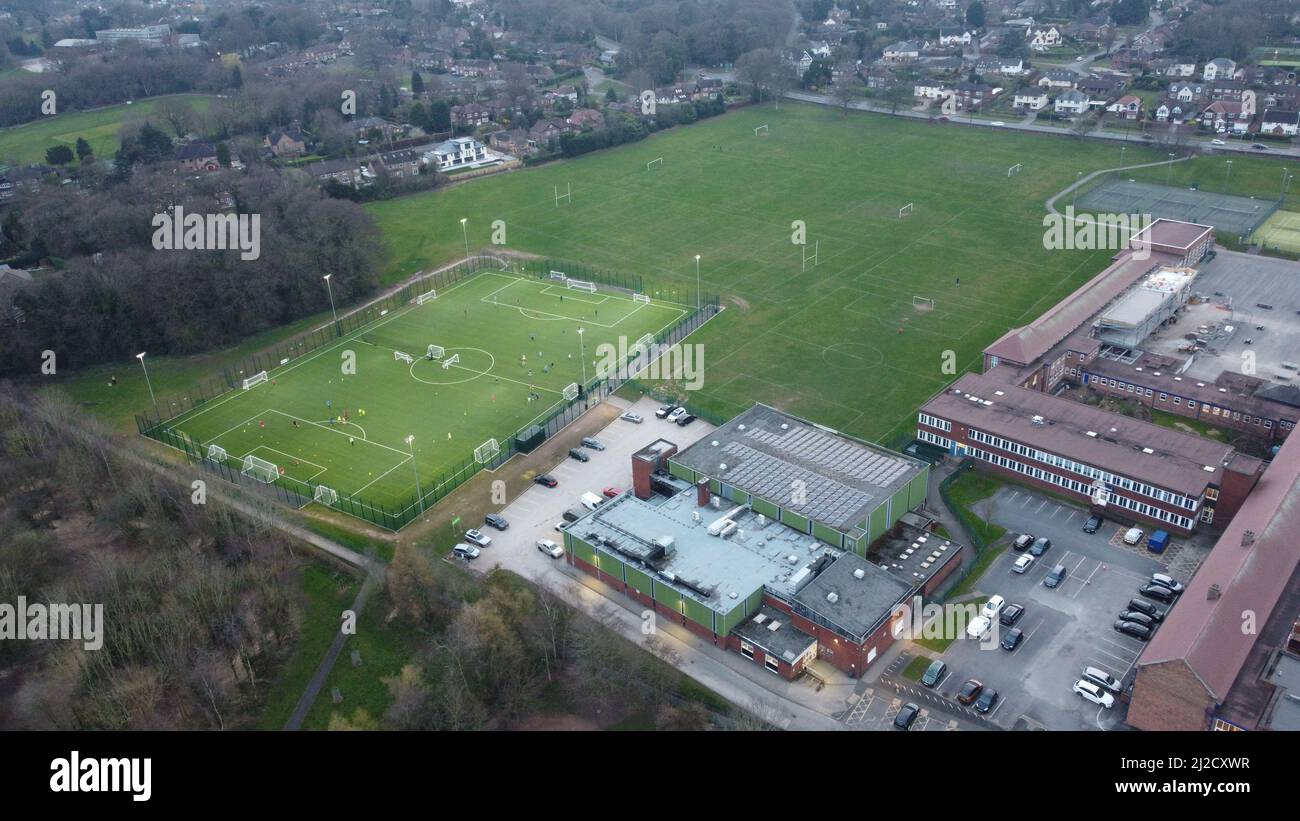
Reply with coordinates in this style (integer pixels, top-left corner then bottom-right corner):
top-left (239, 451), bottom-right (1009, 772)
top-left (534, 474), bottom-right (558, 488)
top-left (602, 486), bottom-right (623, 498)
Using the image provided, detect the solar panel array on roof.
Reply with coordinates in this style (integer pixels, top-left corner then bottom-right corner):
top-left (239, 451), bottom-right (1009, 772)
top-left (721, 442), bottom-right (873, 529)
top-left (746, 426), bottom-right (912, 488)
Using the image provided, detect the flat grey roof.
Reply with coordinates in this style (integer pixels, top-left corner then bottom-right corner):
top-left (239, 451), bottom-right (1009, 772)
top-left (1265, 653), bottom-right (1300, 731)
top-left (733, 605), bottom-right (818, 664)
top-left (1098, 287), bottom-right (1171, 329)
top-left (673, 404), bottom-right (925, 531)
top-left (793, 551), bottom-right (913, 641)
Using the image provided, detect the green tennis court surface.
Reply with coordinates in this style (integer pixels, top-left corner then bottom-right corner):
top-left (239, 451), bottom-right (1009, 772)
top-left (1252, 209), bottom-right (1300, 254)
top-left (167, 271), bottom-right (687, 513)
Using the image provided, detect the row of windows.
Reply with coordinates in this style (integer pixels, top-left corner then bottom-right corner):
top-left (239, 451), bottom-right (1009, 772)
top-left (917, 429), bottom-right (952, 449)
top-left (1077, 370), bottom-right (1293, 432)
top-left (968, 447), bottom-right (1195, 530)
top-left (966, 427), bottom-right (1198, 511)
top-left (918, 413), bottom-right (952, 433)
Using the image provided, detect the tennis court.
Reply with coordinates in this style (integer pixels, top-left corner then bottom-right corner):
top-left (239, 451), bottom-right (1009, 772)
top-left (1076, 177), bottom-right (1279, 238)
top-left (1251, 209), bottom-right (1300, 254)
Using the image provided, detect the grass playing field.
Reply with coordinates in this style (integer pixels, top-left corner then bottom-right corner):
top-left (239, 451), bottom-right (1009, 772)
top-left (1251, 209), bottom-right (1300, 254)
top-left (163, 270), bottom-right (688, 514)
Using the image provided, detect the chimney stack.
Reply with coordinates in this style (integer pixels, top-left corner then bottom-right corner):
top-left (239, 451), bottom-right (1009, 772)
top-left (696, 478), bottom-right (710, 507)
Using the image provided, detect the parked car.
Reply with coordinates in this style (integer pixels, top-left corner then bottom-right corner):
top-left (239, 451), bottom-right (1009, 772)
top-left (453, 543), bottom-right (480, 560)
top-left (536, 539), bottom-right (564, 558)
top-left (956, 679), bottom-right (984, 705)
top-left (666, 407), bottom-right (687, 423)
top-left (534, 474), bottom-right (558, 488)
top-left (620, 411), bottom-right (644, 423)
top-left (580, 492), bottom-right (604, 511)
top-left (1126, 598), bottom-right (1166, 622)
top-left (581, 437), bottom-right (606, 451)
top-left (921, 659), bottom-right (948, 687)
top-left (464, 529), bottom-right (491, 547)
top-left (894, 702), bottom-right (920, 730)
top-left (1138, 582), bottom-right (1177, 604)
top-left (1013, 533), bottom-right (1035, 551)
top-left (655, 404), bottom-right (676, 419)
top-left (1012, 554), bottom-right (1035, 574)
top-left (1083, 514), bottom-right (1103, 533)
top-left (1211, 138), bottom-right (1226, 146)
top-left (975, 688), bottom-right (999, 714)
top-left (1118, 610), bottom-right (1156, 629)
top-left (982, 595), bottom-right (1006, 620)
top-left (562, 506), bottom-right (586, 523)
top-left (1114, 619), bottom-right (1153, 640)
top-left (966, 616), bottom-right (992, 639)
top-left (1123, 527), bottom-right (1144, 545)
top-left (999, 603), bottom-right (1025, 626)
top-left (1001, 628), bottom-right (1024, 651)
top-left (554, 521), bottom-right (569, 533)
top-left (991, 121), bottom-right (1006, 126)
top-left (568, 448), bottom-right (590, 463)
top-left (1029, 537), bottom-right (1052, 557)
top-left (1253, 143), bottom-right (1268, 150)
top-left (1150, 573), bottom-right (1185, 594)
top-left (484, 513), bottom-right (509, 530)
top-left (1044, 563), bottom-right (1068, 589)
top-left (676, 413), bottom-right (697, 427)
top-left (1083, 667), bottom-right (1123, 694)
top-left (602, 486), bottom-right (623, 499)
top-left (1073, 679), bottom-right (1116, 708)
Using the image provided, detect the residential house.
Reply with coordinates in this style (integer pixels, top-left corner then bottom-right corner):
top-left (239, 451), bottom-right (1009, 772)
top-left (938, 28), bottom-right (974, 47)
top-left (788, 49), bottom-right (815, 74)
top-left (1078, 75), bottom-right (1126, 100)
top-left (372, 148), bottom-right (424, 179)
top-left (528, 118), bottom-right (570, 149)
top-left (1209, 80), bottom-right (1248, 102)
top-left (451, 103), bottom-right (492, 128)
top-left (1026, 25), bottom-right (1062, 50)
top-left (1054, 89), bottom-right (1090, 115)
top-left (349, 117), bottom-right (401, 142)
top-left (424, 137), bottom-right (489, 171)
top-left (1201, 100), bottom-right (1251, 134)
top-left (175, 142), bottom-right (220, 173)
top-left (566, 108), bottom-right (604, 130)
top-left (1038, 69), bottom-right (1077, 90)
top-left (265, 128), bottom-right (306, 158)
top-left (1013, 89), bottom-right (1049, 110)
top-left (1202, 58), bottom-right (1237, 81)
top-left (1107, 95), bottom-right (1143, 120)
top-left (998, 57), bottom-right (1026, 76)
top-left (487, 129), bottom-right (534, 156)
top-left (1259, 109), bottom-right (1299, 137)
top-left (914, 80), bottom-right (946, 99)
top-left (950, 82), bottom-right (995, 111)
top-left (883, 41), bottom-right (921, 62)
top-left (1169, 81), bottom-right (1206, 104)
top-left (1165, 60), bottom-right (1197, 78)
top-left (307, 157), bottom-right (367, 188)
top-left (863, 65), bottom-right (896, 91)
top-left (1154, 101), bottom-right (1190, 123)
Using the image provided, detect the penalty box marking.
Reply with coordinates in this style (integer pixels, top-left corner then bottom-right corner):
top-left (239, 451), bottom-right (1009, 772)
top-left (242, 445), bottom-right (329, 483)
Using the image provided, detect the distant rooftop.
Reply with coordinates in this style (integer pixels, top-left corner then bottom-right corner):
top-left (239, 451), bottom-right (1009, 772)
top-left (673, 404), bottom-right (926, 532)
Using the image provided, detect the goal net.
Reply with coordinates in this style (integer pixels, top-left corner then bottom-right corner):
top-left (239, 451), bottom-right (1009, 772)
top-left (632, 293), bottom-right (651, 304)
top-left (473, 438), bottom-right (500, 464)
top-left (242, 371), bottom-right (268, 390)
top-left (427, 344), bottom-right (445, 360)
top-left (242, 454), bottom-right (279, 484)
top-left (899, 203), bottom-right (914, 218)
top-left (549, 270), bottom-right (568, 281)
top-left (441, 353), bottom-right (460, 369)
top-left (416, 289), bottom-right (438, 304)
top-left (314, 485), bottom-right (339, 506)
top-left (206, 444), bottom-right (228, 463)
top-left (754, 124), bottom-right (768, 136)
top-left (394, 350), bottom-right (415, 364)
top-left (562, 382), bottom-right (579, 401)
top-left (566, 279), bottom-right (596, 293)
top-left (1007, 163), bottom-right (1023, 177)
top-left (646, 157), bottom-right (663, 170)
top-left (912, 295), bottom-right (936, 310)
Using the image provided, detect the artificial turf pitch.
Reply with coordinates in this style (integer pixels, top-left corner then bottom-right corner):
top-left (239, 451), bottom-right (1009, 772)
top-left (166, 271), bottom-right (688, 512)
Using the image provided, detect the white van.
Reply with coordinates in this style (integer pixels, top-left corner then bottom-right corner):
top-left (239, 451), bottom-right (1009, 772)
top-left (580, 492), bottom-right (604, 511)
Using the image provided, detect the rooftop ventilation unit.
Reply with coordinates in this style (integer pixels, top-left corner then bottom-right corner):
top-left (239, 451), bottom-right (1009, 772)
top-left (853, 568), bottom-right (866, 580)
top-left (711, 440), bottom-right (719, 446)
top-left (767, 620), bottom-right (782, 632)
top-left (729, 591), bottom-right (738, 599)
top-left (738, 424), bottom-right (746, 431)
top-left (1242, 530), bottom-right (1256, 548)
top-left (826, 592), bottom-right (839, 604)
top-left (1207, 583), bottom-right (1221, 600)
top-left (719, 463), bottom-right (728, 471)
top-left (1142, 447), bottom-right (1154, 454)
top-left (1086, 431), bottom-right (1098, 437)
top-left (754, 613), bottom-right (768, 624)
top-left (1031, 415), bottom-right (1046, 425)
top-left (780, 423), bottom-right (788, 430)
top-left (1203, 465), bottom-right (1215, 472)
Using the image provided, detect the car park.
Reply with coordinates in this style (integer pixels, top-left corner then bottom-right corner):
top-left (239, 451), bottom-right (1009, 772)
top-left (676, 413), bottom-right (697, 427)
top-left (464, 529), bottom-right (491, 547)
top-left (966, 616), bottom-right (992, 639)
top-left (484, 513), bottom-right (509, 530)
top-left (536, 539), bottom-right (564, 559)
top-left (1012, 554), bottom-right (1035, 574)
top-left (1013, 533), bottom-right (1035, 551)
top-left (602, 486), bottom-right (623, 498)
top-left (1117, 610), bottom-right (1155, 629)
top-left (1138, 582), bottom-right (1177, 604)
top-left (956, 679), bottom-right (984, 705)
top-left (666, 407), bottom-right (687, 423)
top-left (534, 474), bottom-right (558, 488)
top-left (921, 659), bottom-right (948, 687)
top-left (1029, 537), bottom-right (1052, 557)
top-left (894, 702), bottom-right (920, 730)
top-left (1150, 573), bottom-right (1184, 594)
top-left (568, 448), bottom-right (590, 463)
top-left (581, 437), bottom-right (606, 451)
top-left (1114, 619), bottom-right (1153, 640)
top-left (1083, 667), bottom-right (1123, 695)
top-left (453, 543), bottom-right (480, 560)
top-left (982, 595), bottom-right (1006, 620)
top-left (1082, 514), bottom-right (1102, 533)
top-left (1126, 598), bottom-right (1166, 621)
top-left (1073, 679), bottom-right (1115, 708)
top-left (655, 404), bottom-right (676, 419)
top-left (999, 603), bottom-right (1024, 626)
top-left (975, 688), bottom-right (999, 714)
top-left (1001, 628), bottom-right (1024, 651)
top-left (1044, 563), bottom-right (1068, 589)
top-left (1123, 527), bottom-right (1144, 545)
top-left (620, 412), bottom-right (644, 423)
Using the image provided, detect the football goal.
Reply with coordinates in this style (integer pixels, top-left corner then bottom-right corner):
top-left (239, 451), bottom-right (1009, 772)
top-left (548, 270), bottom-right (568, 282)
top-left (441, 353), bottom-right (460, 369)
top-left (646, 157), bottom-right (663, 170)
top-left (912, 295), bottom-right (936, 310)
top-left (242, 371), bottom-right (268, 390)
top-left (566, 279), bottom-right (596, 293)
top-left (314, 485), bottom-right (339, 506)
top-left (394, 350), bottom-right (415, 364)
top-left (416, 289), bottom-right (438, 304)
top-left (632, 293), bottom-right (651, 304)
top-left (1007, 163), bottom-right (1023, 177)
top-left (754, 124), bottom-right (769, 136)
top-left (242, 454), bottom-right (279, 484)
top-left (899, 203), bottom-right (914, 218)
top-left (427, 344), bottom-right (445, 360)
top-left (562, 382), bottom-right (580, 401)
top-left (206, 444), bottom-right (228, 463)
top-left (473, 438), bottom-right (501, 464)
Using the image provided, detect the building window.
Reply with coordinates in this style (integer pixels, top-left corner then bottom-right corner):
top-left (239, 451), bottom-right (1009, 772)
top-left (740, 641), bottom-right (754, 660)
top-left (765, 655), bottom-right (780, 674)
top-left (1159, 392), bottom-right (1168, 401)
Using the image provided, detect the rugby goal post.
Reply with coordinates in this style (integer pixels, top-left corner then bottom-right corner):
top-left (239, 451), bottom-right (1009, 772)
top-left (441, 353), bottom-right (460, 369)
top-left (898, 203), bottom-right (914, 218)
top-left (754, 124), bottom-right (769, 136)
top-left (242, 371), bottom-right (268, 390)
top-left (242, 454), bottom-right (279, 484)
top-left (314, 485), bottom-right (339, 506)
top-left (394, 350), bottom-right (415, 364)
top-left (427, 344), bottom-right (445, 360)
top-left (646, 157), bottom-right (663, 170)
top-left (416, 289), bottom-right (438, 304)
top-left (632, 293), bottom-right (651, 304)
top-left (554, 182), bottom-right (572, 207)
top-left (473, 438), bottom-right (501, 464)
top-left (562, 382), bottom-right (579, 401)
top-left (206, 444), bottom-right (228, 463)
top-left (1007, 163), bottom-right (1023, 177)
top-left (566, 279), bottom-right (596, 293)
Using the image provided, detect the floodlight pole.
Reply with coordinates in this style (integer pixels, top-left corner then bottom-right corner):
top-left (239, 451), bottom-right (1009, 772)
top-left (406, 435), bottom-right (424, 514)
top-left (1071, 171), bottom-right (1083, 209)
top-left (694, 254), bottom-right (701, 309)
top-left (1225, 159), bottom-right (1232, 184)
top-left (460, 217), bottom-right (469, 259)
top-left (1119, 145), bottom-right (1126, 166)
top-left (1166, 153), bottom-right (1175, 186)
top-left (577, 328), bottom-right (587, 389)
top-left (136, 352), bottom-right (157, 414)
top-left (323, 274), bottom-right (339, 336)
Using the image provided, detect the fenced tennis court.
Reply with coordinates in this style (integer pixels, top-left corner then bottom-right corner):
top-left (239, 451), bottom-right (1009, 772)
top-left (1076, 177), bottom-right (1279, 239)
top-left (1251, 209), bottom-right (1300, 254)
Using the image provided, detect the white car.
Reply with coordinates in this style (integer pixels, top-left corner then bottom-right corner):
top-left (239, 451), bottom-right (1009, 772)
top-left (966, 615), bottom-right (992, 639)
top-left (452, 543), bottom-right (480, 560)
top-left (1211, 138), bottom-right (1226, 146)
top-left (990, 121), bottom-right (1006, 126)
top-left (982, 595), bottom-right (1006, 620)
top-left (536, 539), bottom-right (564, 559)
top-left (1150, 572), bottom-right (1185, 594)
top-left (1123, 527), bottom-right (1144, 545)
top-left (666, 407), bottom-right (687, 423)
top-left (554, 521), bottom-right (569, 532)
top-left (1073, 679), bottom-right (1116, 708)
top-left (464, 528), bottom-right (491, 547)
top-left (1012, 554), bottom-right (1035, 574)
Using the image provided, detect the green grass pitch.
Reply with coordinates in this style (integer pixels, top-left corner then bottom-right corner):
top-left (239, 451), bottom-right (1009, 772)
top-left (164, 271), bottom-right (689, 512)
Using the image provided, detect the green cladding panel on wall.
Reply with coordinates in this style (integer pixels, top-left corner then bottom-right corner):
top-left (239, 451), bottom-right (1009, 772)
top-left (626, 565), bottom-right (653, 597)
top-left (752, 496), bottom-right (779, 519)
top-left (908, 469), bottom-right (930, 509)
top-left (813, 521), bottom-right (843, 548)
top-left (594, 549), bottom-right (625, 583)
top-left (654, 581), bottom-right (682, 611)
top-left (569, 534), bottom-right (595, 564)
top-left (844, 536), bottom-right (861, 556)
top-left (889, 487), bottom-right (910, 526)
top-left (683, 597), bottom-right (715, 632)
top-left (668, 460), bottom-right (695, 482)
top-left (783, 510), bottom-right (810, 534)
top-left (868, 503), bottom-right (888, 543)
top-left (709, 478), bottom-right (721, 495)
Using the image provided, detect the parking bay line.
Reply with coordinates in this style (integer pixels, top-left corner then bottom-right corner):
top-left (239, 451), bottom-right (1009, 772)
top-left (1071, 558), bottom-right (1103, 599)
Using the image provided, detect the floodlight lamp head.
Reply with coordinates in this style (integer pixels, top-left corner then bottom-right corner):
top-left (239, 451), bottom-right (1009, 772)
top-left (136, 352), bottom-right (146, 360)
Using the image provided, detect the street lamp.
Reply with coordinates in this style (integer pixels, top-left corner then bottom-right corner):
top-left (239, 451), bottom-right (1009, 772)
top-left (459, 217), bottom-right (469, 259)
top-left (136, 352), bottom-right (157, 413)
top-left (1225, 159), bottom-right (1233, 184)
top-left (1166, 153), bottom-right (1175, 186)
top-left (1071, 171), bottom-right (1083, 209)
top-left (1119, 145), bottom-right (1126, 166)
top-left (323, 274), bottom-right (339, 335)
top-left (406, 435), bottom-right (424, 514)
top-left (694, 254), bottom-right (701, 309)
